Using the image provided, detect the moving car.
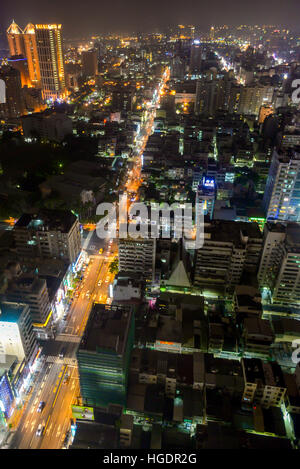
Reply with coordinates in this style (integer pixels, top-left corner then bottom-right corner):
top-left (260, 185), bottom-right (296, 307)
top-left (63, 374), bottom-right (70, 385)
top-left (36, 424), bottom-right (45, 437)
top-left (37, 401), bottom-right (45, 413)
top-left (59, 347), bottom-right (66, 359)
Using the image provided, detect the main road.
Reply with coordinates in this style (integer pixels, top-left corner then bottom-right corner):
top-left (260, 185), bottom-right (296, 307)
top-left (10, 240), bottom-right (117, 449)
top-left (9, 66), bottom-right (170, 449)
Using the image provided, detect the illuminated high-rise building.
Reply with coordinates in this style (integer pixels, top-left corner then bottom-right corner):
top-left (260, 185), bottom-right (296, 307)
top-left (189, 25), bottom-right (195, 40)
top-left (189, 40), bottom-right (202, 75)
top-left (6, 21), bottom-right (25, 56)
top-left (177, 24), bottom-right (195, 40)
top-left (210, 26), bottom-right (215, 41)
top-left (7, 22), bottom-right (41, 88)
top-left (23, 23), bottom-right (41, 86)
top-left (35, 24), bottom-right (66, 100)
top-left (196, 176), bottom-right (216, 219)
top-left (263, 148), bottom-right (300, 222)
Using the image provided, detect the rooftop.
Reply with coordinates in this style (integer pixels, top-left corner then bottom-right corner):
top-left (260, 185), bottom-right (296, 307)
top-left (204, 220), bottom-right (262, 246)
top-left (0, 301), bottom-right (28, 323)
top-left (14, 209), bottom-right (78, 233)
top-left (79, 303), bottom-right (133, 355)
top-left (70, 421), bottom-right (118, 449)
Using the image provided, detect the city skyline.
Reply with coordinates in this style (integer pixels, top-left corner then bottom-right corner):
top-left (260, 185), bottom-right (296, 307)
top-left (1, 0), bottom-right (300, 37)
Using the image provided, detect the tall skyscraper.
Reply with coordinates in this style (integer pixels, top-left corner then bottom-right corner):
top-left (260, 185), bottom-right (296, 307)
top-left (189, 40), bottom-right (202, 75)
top-left (258, 223), bottom-right (300, 306)
top-left (35, 24), bottom-right (66, 100)
top-left (6, 21), bottom-right (25, 56)
top-left (23, 23), bottom-right (41, 86)
top-left (194, 74), bottom-right (227, 116)
top-left (81, 49), bottom-right (98, 77)
top-left (263, 148), bottom-right (300, 222)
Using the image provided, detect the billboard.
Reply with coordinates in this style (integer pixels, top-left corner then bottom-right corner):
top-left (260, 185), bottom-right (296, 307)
top-left (72, 405), bottom-right (94, 421)
top-left (155, 340), bottom-right (181, 352)
top-left (0, 372), bottom-right (14, 417)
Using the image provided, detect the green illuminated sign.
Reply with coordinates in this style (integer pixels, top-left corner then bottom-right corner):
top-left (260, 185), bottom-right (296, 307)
top-left (72, 405), bottom-right (94, 421)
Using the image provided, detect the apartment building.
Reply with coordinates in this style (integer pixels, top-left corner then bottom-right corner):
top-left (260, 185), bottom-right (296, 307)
top-left (238, 85), bottom-right (274, 117)
top-left (257, 222), bottom-right (286, 291)
top-left (0, 302), bottom-right (36, 362)
top-left (2, 276), bottom-right (51, 326)
top-left (193, 220), bottom-right (262, 290)
top-left (273, 226), bottom-right (300, 305)
top-left (258, 223), bottom-right (300, 306)
top-left (118, 238), bottom-right (156, 282)
top-left (13, 209), bottom-right (81, 265)
top-left (263, 148), bottom-right (300, 222)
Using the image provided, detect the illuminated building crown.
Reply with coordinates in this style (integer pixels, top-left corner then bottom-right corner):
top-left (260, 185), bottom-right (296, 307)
top-left (7, 20), bottom-right (23, 35)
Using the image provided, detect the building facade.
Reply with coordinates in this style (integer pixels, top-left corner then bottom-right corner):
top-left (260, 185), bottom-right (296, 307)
top-left (13, 210), bottom-right (81, 265)
top-left (35, 24), bottom-right (66, 100)
top-left (118, 238), bottom-right (156, 282)
top-left (77, 304), bottom-right (135, 408)
top-left (0, 302), bottom-right (36, 362)
top-left (263, 149), bottom-right (300, 222)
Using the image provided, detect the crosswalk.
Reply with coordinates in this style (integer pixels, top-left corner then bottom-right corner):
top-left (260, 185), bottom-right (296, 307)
top-left (46, 356), bottom-right (77, 367)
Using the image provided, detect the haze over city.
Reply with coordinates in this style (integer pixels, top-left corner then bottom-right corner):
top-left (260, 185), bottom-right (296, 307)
top-left (1, 0), bottom-right (300, 36)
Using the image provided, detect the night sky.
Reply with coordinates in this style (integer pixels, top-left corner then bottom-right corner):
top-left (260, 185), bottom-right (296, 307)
top-left (1, 0), bottom-right (300, 37)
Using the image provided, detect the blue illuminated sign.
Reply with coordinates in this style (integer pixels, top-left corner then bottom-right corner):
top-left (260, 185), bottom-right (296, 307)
top-left (203, 177), bottom-right (215, 188)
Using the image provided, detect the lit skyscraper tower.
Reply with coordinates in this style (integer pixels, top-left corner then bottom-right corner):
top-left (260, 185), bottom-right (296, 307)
top-left (189, 25), bottom-right (195, 40)
top-left (210, 26), bottom-right (215, 41)
top-left (23, 24), bottom-right (41, 86)
top-left (7, 21), bottom-right (25, 56)
top-left (189, 40), bottom-right (202, 75)
top-left (35, 24), bottom-right (66, 100)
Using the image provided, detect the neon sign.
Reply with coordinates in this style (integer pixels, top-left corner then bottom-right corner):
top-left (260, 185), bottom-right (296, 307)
top-left (203, 177), bottom-right (215, 188)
